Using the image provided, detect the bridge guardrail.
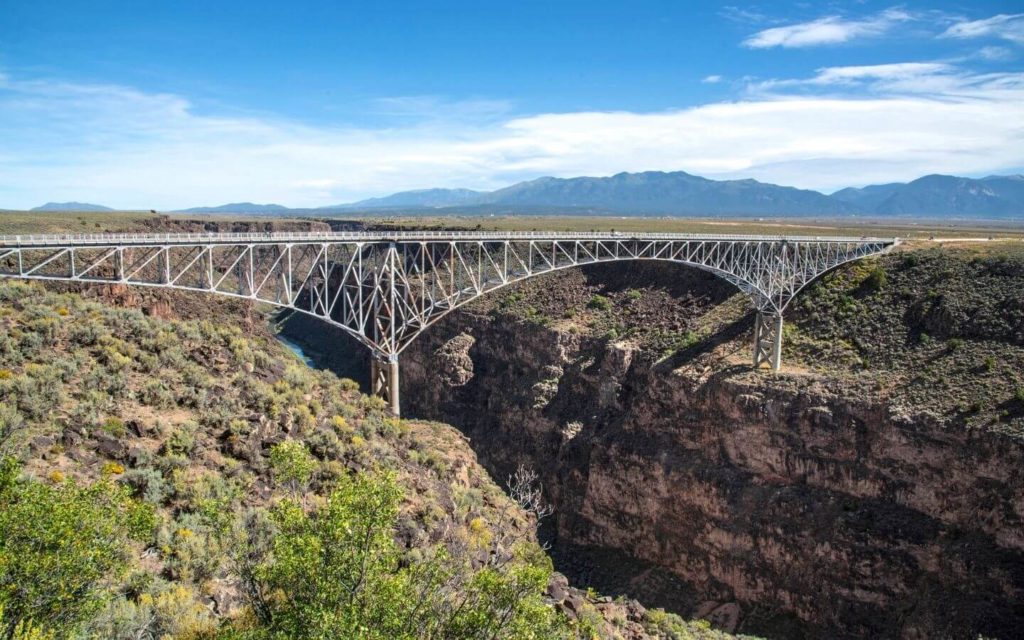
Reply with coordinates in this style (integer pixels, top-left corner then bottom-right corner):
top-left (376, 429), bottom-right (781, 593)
top-left (0, 230), bottom-right (897, 247)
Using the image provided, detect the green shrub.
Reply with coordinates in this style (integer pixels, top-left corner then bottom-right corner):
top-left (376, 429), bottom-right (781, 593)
top-left (140, 380), bottom-right (175, 408)
top-left (160, 514), bottom-right (226, 584)
top-left (862, 265), bottom-right (887, 291)
top-left (122, 467), bottom-right (173, 505)
top-left (269, 439), bottom-right (317, 495)
top-left (85, 584), bottom-right (216, 640)
top-left (242, 471), bottom-right (571, 639)
top-left (586, 294), bottom-right (612, 311)
top-left (162, 424), bottom-right (197, 457)
top-left (101, 416), bottom-right (127, 438)
top-left (0, 457), bottom-right (154, 637)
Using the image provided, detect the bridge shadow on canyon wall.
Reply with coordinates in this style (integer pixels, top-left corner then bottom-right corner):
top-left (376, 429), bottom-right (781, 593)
top-left (278, 257), bottom-right (1024, 640)
top-left (277, 261), bottom-right (800, 632)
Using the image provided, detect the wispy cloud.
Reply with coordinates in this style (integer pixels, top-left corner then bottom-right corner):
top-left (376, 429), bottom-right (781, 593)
top-left (976, 46), bottom-right (1015, 61)
top-left (810, 62), bottom-right (953, 84)
top-left (701, 75), bottom-right (723, 84)
top-left (1, 62), bottom-right (1022, 208)
top-left (941, 13), bottom-right (1024, 46)
top-left (719, 6), bottom-right (773, 25)
top-left (748, 61), bottom-right (1023, 96)
top-left (743, 8), bottom-right (913, 48)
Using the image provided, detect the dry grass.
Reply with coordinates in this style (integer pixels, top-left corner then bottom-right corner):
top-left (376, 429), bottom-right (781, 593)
top-left (355, 214), bottom-right (1024, 239)
top-left (3, 209), bottom-right (1022, 242)
top-left (0, 211), bottom-right (319, 235)
top-left (0, 212), bottom-right (159, 235)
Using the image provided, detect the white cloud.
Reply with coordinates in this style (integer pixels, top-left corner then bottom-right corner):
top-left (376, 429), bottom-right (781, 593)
top-left (0, 64), bottom-right (1022, 208)
top-left (810, 62), bottom-right (952, 83)
top-left (942, 14), bottom-right (1024, 45)
top-left (746, 62), bottom-right (1020, 97)
top-left (743, 8), bottom-right (912, 48)
top-left (702, 75), bottom-right (723, 84)
top-left (976, 46), bottom-right (1015, 61)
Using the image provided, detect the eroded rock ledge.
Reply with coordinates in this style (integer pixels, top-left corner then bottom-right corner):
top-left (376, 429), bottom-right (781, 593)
top-left (397, 253), bottom-right (1024, 640)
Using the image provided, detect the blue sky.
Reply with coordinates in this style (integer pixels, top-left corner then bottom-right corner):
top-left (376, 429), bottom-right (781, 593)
top-left (1, 1), bottom-right (1023, 209)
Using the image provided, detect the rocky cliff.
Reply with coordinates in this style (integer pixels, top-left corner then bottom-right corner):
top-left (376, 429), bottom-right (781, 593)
top-left (390, 246), bottom-right (1024, 639)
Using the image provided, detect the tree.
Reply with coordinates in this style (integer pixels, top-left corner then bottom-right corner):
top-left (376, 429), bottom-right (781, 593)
top-left (239, 470), bottom-right (573, 639)
top-left (268, 439), bottom-right (317, 498)
top-left (0, 457), bottom-right (155, 639)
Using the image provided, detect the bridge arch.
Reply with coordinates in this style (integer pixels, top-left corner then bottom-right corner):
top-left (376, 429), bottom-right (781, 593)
top-left (0, 231), bottom-right (898, 414)
top-left (387, 255), bottom-right (764, 357)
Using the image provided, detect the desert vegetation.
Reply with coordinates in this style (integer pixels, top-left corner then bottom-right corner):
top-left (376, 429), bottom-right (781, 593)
top-left (0, 279), bottom-right (749, 639)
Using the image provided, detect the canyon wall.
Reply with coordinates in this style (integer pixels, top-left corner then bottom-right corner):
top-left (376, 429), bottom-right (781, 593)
top-left (393, 255), bottom-right (1024, 640)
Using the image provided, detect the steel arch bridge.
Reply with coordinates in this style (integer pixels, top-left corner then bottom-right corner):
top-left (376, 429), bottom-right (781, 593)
top-left (0, 231), bottom-right (898, 414)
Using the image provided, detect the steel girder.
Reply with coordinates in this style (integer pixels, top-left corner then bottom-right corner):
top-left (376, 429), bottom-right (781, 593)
top-left (0, 234), bottom-right (897, 358)
top-left (0, 232), bottom-right (898, 411)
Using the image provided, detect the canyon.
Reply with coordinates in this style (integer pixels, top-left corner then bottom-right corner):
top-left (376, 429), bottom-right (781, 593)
top-left (285, 246), bottom-right (1024, 639)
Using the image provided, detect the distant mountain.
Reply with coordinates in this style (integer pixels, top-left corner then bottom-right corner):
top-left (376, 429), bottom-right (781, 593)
top-left (31, 202), bottom-right (114, 212)
top-left (167, 171), bottom-right (1024, 219)
top-left (477, 171), bottom-right (856, 215)
top-left (177, 202), bottom-right (291, 214)
top-left (835, 174), bottom-right (1024, 217)
top-left (830, 183), bottom-right (905, 210)
top-left (330, 188), bottom-right (484, 210)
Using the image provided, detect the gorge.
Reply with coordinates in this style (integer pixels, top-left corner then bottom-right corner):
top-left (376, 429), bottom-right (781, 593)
top-left (283, 244), bottom-right (1024, 639)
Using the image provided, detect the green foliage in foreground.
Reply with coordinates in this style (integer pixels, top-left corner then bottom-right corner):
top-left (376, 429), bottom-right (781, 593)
top-left (0, 457), bottom-right (155, 639)
top-left (268, 439), bottom-right (317, 498)
top-left (225, 471), bottom-right (574, 640)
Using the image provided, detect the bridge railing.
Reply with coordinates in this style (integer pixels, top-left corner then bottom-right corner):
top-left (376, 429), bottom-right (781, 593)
top-left (0, 230), bottom-right (896, 247)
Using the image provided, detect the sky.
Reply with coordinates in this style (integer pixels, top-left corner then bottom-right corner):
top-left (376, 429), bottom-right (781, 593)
top-left (1, 0), bottom-right (1023, 209)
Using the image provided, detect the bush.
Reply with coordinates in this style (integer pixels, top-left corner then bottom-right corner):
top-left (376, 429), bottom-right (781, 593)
top-left (101, 416), bottom-right (127, 438)
top-left (163, 424), bottom-right (196, 457)
top-left (0, 457), bottom-right (155, 637)
top-left (241, 471), bottom-right (571, 639)
top-left (140, 380), bottom-right (174, 408)
top-left (161, 515), bottom-right (225, 584)
top-left (101, 461), bottom-right (126, 476)
top-left (122, 467), bottom-right (173, 506)
top-left (586, 295), bottom-right (612, 311)
top-left (269, 439), bottom-right (317, 495)
top-left (85, 584), bottom-right (216, 640)
top-left (863, 265), bottom-right (887, 291)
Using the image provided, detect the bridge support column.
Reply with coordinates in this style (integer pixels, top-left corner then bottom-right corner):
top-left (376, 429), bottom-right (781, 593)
top-left (753, 310), bottom-right (783, 371)
top-left (370, 353), bottom-right (400, 416)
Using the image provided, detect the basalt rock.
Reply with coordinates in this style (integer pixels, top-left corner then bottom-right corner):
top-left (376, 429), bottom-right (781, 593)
top-left (398, 253), bottom-right (1024, 640)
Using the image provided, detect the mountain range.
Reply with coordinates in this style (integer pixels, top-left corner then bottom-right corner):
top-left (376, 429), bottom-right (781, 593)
top-left (31, 202), bottom-right (115, 212)
top-left (330, 172), bottom-right (1024, 218)
top-left (177, 202), bottom-right (292, 214)
top-left (25, 171), bottom-right (1024, 219)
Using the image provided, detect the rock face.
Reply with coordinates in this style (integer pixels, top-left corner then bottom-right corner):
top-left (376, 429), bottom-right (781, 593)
top-left (398, 256), bottom-right (1024, 640)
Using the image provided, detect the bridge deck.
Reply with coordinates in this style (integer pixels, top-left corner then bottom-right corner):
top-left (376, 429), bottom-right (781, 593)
top-left (0, 230), bottom-right (898, 248)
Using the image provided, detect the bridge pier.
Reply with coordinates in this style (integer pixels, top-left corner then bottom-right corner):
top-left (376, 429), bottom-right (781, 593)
top-left (370, 353), bottom-right (400, 416)
top-left (753, 310), bottom-right (783, 371)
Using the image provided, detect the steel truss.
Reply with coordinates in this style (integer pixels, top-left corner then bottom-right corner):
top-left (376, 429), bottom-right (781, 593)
top-left (0, 231), bottom-right (898, 414)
